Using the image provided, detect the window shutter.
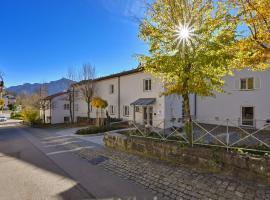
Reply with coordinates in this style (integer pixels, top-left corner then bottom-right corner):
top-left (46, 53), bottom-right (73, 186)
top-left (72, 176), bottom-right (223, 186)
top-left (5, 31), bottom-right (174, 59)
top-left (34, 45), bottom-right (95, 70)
top-left (255, 77), bottom-right (261, 89)
top-left (235, 79), bottom-right (240, 90)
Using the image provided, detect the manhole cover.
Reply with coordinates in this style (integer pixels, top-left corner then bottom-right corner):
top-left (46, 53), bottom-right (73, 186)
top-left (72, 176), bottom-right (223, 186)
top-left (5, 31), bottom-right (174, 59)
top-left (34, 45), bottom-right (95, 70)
top-left (88, 155), bottom-right (108, 165)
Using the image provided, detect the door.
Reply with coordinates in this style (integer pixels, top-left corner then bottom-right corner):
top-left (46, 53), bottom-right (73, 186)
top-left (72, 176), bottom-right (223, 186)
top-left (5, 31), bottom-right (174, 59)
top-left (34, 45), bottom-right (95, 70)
top-left (242, 106), bottom-right (254, 126)
top-left (143, 106), bottom-right (153, 125)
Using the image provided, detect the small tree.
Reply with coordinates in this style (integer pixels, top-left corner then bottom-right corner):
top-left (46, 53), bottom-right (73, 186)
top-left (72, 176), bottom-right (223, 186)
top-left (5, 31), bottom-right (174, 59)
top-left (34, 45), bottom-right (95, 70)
top-left (0, 99), bottom-right (4, 111)
top-left (38, 83), bottom-right (48, 123)
top-left (91, 97), bottom-right (108, 127)
top-left (67, 68), bottom-right (77, 123)
top-left (138, 0), bottom-right (237, 144)
top-left (78, 64), bottom-right (96, 123)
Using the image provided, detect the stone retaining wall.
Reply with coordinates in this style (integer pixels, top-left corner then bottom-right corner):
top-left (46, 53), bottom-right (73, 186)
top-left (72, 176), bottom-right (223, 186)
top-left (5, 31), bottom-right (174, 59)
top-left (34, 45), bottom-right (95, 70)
top-left (104, 132), bottom-right (270, 182)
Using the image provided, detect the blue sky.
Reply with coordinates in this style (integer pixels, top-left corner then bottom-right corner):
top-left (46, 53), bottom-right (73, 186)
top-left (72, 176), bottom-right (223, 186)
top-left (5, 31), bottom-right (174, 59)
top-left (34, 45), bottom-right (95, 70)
top-left (0, 0), bottom-right (147, 87)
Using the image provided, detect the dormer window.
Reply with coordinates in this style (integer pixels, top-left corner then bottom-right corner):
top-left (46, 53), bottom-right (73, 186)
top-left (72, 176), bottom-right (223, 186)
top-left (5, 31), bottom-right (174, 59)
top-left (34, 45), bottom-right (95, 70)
top-left (109, 84), bottom-right (114, 94)
top-left (143, 79), bottom-right (152, 91)
top-left (240, 77), bottom-right (254, 90)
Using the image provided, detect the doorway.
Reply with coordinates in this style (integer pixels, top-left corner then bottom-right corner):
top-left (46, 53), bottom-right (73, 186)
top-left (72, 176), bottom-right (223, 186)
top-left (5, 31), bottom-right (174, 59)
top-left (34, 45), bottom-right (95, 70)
top-left (143, 106), bottom-right (153, 125)
top-left (241, 106), bottom-right (254, 126)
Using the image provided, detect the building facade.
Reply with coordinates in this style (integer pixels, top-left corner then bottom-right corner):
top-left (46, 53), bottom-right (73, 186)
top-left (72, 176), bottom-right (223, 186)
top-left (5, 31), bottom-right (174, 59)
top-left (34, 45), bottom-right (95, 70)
top-left (41, 68), bottom-right (270, 129)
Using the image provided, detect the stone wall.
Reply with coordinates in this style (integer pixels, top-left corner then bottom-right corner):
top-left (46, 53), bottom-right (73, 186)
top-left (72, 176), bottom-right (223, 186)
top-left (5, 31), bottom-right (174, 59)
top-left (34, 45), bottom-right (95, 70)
top-left (104, 132), bottom-right (270, 183)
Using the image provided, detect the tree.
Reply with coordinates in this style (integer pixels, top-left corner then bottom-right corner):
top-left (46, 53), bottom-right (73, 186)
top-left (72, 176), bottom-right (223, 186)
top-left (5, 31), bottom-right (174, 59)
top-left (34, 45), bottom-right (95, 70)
top-left (138, 0), bottom-right (237, 144)
top-left (78, 64), bottom-right (96, 123)
top-left (67, 68), bottom-right (77, 123)
top-left (38, 83), bottom-right (48, 123)
top-left (226, 0), bottom-right (270, 70)
top-left (91, 97), bottom-right (108, 127)
top-left (0, 99), bottom-right (4, 110)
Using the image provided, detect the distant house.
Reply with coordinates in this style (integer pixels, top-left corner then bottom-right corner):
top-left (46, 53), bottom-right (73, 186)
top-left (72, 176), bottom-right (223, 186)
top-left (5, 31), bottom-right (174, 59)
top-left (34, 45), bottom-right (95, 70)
top-left (40, 92), bottom-right (70, 124)
top-left (40, 67), bottom-right (270, 130)
top-left (3, 95), bottom-right (16, 110)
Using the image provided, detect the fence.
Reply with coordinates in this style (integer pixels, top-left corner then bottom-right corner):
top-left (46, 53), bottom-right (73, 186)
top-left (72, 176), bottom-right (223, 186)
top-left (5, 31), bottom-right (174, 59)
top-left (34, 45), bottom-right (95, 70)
top-left (119, 118), bottom-right (270, 153)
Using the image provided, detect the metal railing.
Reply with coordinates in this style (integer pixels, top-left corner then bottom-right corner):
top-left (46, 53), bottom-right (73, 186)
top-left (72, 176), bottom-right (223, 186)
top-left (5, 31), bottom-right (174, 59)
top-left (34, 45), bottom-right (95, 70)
top-left (116, 118), bottom-right (270, 153)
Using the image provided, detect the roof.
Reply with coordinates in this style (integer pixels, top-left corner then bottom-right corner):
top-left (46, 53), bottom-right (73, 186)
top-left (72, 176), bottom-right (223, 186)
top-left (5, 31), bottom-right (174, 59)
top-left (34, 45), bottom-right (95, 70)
top-left (130, 98), bottom-right (156, 106)
top-left (43, 91), bottom-right (67, 100)
top-left (74, 67), bottom-right (143, 86)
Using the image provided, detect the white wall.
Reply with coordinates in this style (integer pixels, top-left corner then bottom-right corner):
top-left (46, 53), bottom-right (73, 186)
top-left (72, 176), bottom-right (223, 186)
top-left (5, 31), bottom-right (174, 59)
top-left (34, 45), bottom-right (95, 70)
top-left (119, 72), bottom-right (165, 127)
top-left (196, 69), bottom-right (270, 128)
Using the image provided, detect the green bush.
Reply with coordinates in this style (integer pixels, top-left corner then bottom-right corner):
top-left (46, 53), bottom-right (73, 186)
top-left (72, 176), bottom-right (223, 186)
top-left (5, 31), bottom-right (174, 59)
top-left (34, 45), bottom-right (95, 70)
top-left (10, 112), bottom-right (22, 120)
top-left (76, 122), bottom-right (129, 135)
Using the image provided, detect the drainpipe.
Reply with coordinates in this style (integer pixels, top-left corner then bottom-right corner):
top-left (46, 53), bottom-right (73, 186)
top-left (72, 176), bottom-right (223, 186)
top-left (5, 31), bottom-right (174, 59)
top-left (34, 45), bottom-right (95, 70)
top-left (194, 94), bottom-right (197, 119)
top-left (118, 76), bottom-right (121, 119)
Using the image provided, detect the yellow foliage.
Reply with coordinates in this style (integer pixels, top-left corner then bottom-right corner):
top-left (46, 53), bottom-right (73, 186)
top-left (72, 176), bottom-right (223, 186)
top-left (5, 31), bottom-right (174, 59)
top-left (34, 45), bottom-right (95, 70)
top-left (0, 99), bottom-right (4, 107)
top-left (228, 0), bottom-right (270, 70)
top-left (21, 108), bottom-right (40, 123)
top-left (91, 97), bottom-right (108, 109)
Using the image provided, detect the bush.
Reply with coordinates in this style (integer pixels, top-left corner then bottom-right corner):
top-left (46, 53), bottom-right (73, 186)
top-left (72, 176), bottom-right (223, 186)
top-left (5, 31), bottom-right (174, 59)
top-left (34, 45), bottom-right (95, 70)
top-left (76, 121), bottom-right (129, 135)
top-left (10, 112), bottom-right (22, 120)
top-left (21, 108), bottom-right (40, 124)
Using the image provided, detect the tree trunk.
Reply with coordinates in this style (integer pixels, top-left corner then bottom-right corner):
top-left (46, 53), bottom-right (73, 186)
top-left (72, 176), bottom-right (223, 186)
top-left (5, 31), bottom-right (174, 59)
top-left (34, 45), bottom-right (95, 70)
top-left (87, 102), bottom-right (90, 124)
top-left (182, 92), bottom-right (192, 145)
top-left (43, 109), bottom-right (45, 124)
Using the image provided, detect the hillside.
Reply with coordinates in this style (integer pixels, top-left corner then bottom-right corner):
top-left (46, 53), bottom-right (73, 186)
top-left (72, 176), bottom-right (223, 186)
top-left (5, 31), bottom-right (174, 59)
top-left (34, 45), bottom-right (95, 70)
top-left (6, 78), bottom-right (75, 95)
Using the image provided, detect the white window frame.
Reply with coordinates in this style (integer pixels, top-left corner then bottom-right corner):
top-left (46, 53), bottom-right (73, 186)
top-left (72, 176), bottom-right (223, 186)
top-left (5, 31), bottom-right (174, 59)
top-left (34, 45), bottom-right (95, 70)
top-left (64, 104), bottom-right (70, 110)
top-left (143, 79), bottom-right (152, 91)
top-left (109, 84), bottom-right (114, 94)
top-left (240, 77), bottom-right (254, 90)
top-left (241, 105), bottom-right (255, 127)
top-left (109, 105), bottom-right (116, 115)
top-left (123, 105), bottom-right (130, 116)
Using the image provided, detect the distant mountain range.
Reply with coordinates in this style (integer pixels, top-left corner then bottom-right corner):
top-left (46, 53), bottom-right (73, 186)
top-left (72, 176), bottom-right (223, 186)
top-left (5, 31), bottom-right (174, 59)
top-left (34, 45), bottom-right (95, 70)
top-left (6, 78), bottom-right (75, 96)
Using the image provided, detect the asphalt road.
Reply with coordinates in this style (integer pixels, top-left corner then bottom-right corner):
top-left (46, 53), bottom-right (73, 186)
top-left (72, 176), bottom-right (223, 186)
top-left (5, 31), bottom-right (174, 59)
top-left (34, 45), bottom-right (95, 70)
top-left (0, 124), bottom-right (157, 200)
top-left (0, 125), bottom-right (92, 200)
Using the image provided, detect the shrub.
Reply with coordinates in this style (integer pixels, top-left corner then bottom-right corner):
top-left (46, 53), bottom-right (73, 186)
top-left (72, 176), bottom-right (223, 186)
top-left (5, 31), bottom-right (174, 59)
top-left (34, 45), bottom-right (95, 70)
top-left (21, 108), bottom-right (40, 124)
top-left (76, 121), bottom-right (129, 135)
top-left (10, 112), bottom-right (22, 120)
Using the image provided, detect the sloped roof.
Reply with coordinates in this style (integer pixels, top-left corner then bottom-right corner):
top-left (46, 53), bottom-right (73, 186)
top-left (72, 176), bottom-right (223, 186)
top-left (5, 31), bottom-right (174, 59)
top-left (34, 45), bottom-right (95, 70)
top-left (130, 98), bottom-right (156, 106)
top-left (43, 91), bottom-right (67, 100)
top-left (73, 68), bottom-right (143, 86)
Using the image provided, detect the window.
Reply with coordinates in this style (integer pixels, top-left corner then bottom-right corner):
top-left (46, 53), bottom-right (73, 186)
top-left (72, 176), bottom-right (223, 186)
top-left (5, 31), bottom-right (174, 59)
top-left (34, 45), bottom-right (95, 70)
top-left (135, 106), bottom-right (140, 112)
top-left (64, 116), bottom-right (70, 123)
top-left (241, 106), bottom-right (254, 126)
top-left (109, 105), bottom-right (115, 115)
top-left (123, 106), bottom-right (130, 116)
top-left (143, 79), bottom-right (152, 91)
top-left (64, 104), bottom-right (70, 110)
top-left (240, 77), bottom-right (254, 90)
top-left (109, 84), bottom-right (114, 94)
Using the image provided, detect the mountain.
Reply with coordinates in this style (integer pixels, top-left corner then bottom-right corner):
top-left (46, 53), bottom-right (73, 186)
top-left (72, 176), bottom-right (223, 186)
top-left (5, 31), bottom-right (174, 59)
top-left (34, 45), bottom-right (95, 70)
top-left (6, 78), bottom-right (75, 96)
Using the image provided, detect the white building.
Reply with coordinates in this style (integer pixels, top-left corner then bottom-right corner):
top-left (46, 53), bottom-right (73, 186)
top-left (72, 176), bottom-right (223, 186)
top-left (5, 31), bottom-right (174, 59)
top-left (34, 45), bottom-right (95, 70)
top-left (41, 68), bottom-right (270, 129)
top-left (3, 95), bottom-right (16, 110)
top-left (40, 92), bottom-right (71, 124)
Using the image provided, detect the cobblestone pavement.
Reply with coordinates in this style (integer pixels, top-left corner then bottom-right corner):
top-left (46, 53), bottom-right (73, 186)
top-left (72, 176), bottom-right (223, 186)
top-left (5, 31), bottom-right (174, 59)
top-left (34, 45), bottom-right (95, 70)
top-left (31, 129), bottom-right (270, 200)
